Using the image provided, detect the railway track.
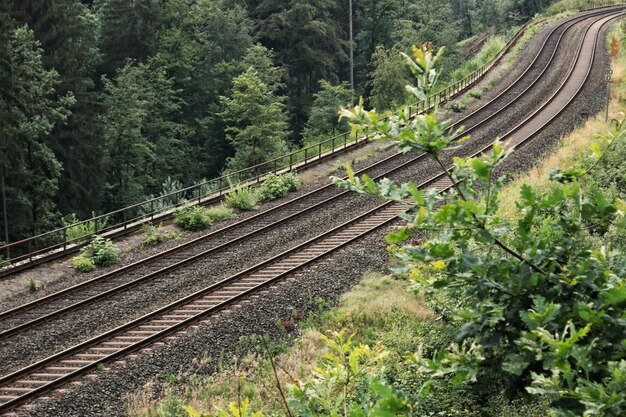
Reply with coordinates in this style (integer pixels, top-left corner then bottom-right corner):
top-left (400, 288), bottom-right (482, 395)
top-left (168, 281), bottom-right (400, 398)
top-left (0, 9), bottom-right (609, 343)
top-left (0, 8), bottom-right (622, 414)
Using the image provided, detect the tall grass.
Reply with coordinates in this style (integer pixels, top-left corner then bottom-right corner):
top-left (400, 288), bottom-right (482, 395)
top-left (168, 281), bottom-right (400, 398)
top-left (450, 36), bottom-right (506, 81)
top-left (547, 0), bottom-right (620, 15)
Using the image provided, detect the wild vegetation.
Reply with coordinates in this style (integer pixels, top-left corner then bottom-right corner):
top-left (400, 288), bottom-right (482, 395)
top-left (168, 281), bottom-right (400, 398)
top-left (0, 0), bottom-right (577, 250)
top-left (133, 18), bottom-right (626, 417)
top-left (72, 236), bottom-right (119, 272)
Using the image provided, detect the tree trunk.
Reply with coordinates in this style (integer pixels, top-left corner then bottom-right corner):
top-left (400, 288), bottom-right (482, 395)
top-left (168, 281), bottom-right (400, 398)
top-left (1, 173), bottom-right (9, 259)
top-left (349, 0), bottom-right (354, 94)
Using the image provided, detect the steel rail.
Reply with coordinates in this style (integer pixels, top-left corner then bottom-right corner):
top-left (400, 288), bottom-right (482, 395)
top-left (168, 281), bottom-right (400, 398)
top-left (0, 10), bottom-right (621, 414)
top-left (0, 9), bottom-right (613, 340)
top-left (1, 3), bottom-right (619, 277)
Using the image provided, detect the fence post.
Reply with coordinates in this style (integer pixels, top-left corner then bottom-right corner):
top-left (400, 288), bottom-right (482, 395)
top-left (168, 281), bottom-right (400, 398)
top-left (289, 153), bottom-right (293, 171)
top-left (332, 137), bottom-right (335, 153)
top-left (318, 143), bottom-right (322, 160)
top-left (344, 133), bottom-right (347, 149)
top-left (123, 210), bottom-right (127, 230)
top-left (274, 159), bottom-right (277, 174)
top-left (304, 147), bottom-right (308, 164)
top-left (28, 240), bottom-right (32, 262)
top-left (63, 228), bottom-right (67, 250)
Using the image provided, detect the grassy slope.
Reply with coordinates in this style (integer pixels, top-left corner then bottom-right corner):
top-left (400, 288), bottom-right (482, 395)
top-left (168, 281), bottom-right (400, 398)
top-left (128, 17), bottom-right (626, 417)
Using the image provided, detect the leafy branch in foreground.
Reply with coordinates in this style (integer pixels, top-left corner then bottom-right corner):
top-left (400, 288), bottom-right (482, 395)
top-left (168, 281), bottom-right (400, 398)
top-left (334, 43), bottom-right (626, 416)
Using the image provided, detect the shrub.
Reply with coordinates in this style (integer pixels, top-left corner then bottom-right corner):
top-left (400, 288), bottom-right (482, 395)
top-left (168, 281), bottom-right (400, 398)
top-left (257, 172), bottom-right (301, 202)
top-left (468, 89), bottom-right (482, 99)
top-left (205, 205), bottom-right (235, 222)
top-left (72, 255), bottom-right (96, 273)
top-left (80, 236), bottom-right (119, 267)
top-left (62, 212), bottom-right (107, 242)
top-left (142, 224), bottom-right (164, 246)
top-left (225, 183), bottom-right (258, 211)
top-left (28, 276), bottom-right (39, 292)
top-left (449, 98), bottom-right (468, 113)
top-left (335, 44), bottom-right (626, 416)
top-left (281, 171), bottom-right (301, 191)
top-left (174, 206), bottom-right (214, 232)
top-left (142, 224), bottom-right (185, 247)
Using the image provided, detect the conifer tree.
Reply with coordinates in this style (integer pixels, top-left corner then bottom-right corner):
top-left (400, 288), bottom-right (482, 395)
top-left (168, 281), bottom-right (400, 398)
top-left (302, 80), bottom-right (352, 144)
top-left (0, 23), bottom-right (75, 243)
top-left (101, 58), bottom-right (192, 210)
top-left (6, 0), bottom-right (105, 216)
top-left (220, 68), bottom-right (290, 171)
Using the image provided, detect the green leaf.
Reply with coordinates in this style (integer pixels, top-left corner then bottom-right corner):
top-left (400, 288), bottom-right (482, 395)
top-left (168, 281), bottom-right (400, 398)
top-left (471, 158), bottom-right (490, 181)
top-left (605, 286), bottom-right (626, 306)
top-left (361, 174), bottom-right (378, 194)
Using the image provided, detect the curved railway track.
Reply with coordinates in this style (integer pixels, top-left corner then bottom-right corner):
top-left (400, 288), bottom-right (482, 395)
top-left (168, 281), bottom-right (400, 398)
top-left (0, 9), bottom-right (611, 342)
top-left (0, 8), bottom-right (622, 414)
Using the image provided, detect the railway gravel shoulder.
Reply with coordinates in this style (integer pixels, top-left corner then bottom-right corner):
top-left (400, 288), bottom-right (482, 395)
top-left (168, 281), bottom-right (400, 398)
top-left (0, 13), bottom-right (577, 312)
top-left (4, 12), bottom-right (621, 416)
top-left (0, 10), bottom-right (612, 377)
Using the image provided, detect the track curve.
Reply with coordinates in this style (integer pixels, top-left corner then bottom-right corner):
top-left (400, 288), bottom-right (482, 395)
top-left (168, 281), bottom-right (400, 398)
top-left (0, 8), bottom-right (622, 414)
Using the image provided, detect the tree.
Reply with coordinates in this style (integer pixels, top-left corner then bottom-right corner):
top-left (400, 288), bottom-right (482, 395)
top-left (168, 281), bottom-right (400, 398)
top-left (220, 68), bottom-right (290, 172)
top-left (247, 0), bottom-right (349, 139)
top-left (6, 0), bottom-right (105, 217)
top-left (0, 23), bottom-right (75, 244)
top-left (241, 44), bottom-right (286, 94)
top-left (336, 43), bottom-right (626, 417)
top-left (157, 0), bottom-right (256, 179)
top-left (353, 0), bottom-right (400, 91)
top-left (101, 58), bottom-right (192, 210)
top-left (95, 0), bottom-right (160, 75)
top-left (302, 80), bottom-right (352, 144)
top-left (368, 45), bottom-right (410, 112)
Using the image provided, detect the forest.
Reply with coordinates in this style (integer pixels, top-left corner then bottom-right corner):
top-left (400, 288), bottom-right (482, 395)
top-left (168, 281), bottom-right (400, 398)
top-left (0, 0), bottom-right (552, 246)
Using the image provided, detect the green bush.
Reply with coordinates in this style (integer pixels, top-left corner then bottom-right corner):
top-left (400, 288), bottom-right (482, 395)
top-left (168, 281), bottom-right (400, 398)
top-left (225, 183), bottom-right (258, 211)
top-left (468, 89), bottom-right (482, 99)
top-left (141, 224), bottom-right (183, 246)
top-left (72, 255), bottom-right (96, 272)
top-left (142, 224), bottom-right (165, 246)
top-left (174, 206), bottom-right (214, 232)
top-left (62, 212), bottom-right (107, 242)
top-left (449, 98), bottom-right (468, 113)
top-left (205, 205), bottom-right (235, 222)
top-left (80, 236), bottom-right (119, 267)
top-left (257, 172), bottom-right (301, 202)
top-left (28, 276), bottom-right (39, 292)
top-left (281, 172), bottom-right (301, 191)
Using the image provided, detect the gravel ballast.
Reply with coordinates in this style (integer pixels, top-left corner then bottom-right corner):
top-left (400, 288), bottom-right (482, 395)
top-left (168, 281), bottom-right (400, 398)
top-left (5, 11), bottom-right (620, 416)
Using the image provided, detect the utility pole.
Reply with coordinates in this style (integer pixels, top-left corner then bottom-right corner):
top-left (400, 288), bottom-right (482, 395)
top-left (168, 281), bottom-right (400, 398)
top-left (605, 66), bottom-right (612, 122)
top-left (1, 174), bottom-right (9, 260)
top-left (349, 0), bottom-right (354, 94)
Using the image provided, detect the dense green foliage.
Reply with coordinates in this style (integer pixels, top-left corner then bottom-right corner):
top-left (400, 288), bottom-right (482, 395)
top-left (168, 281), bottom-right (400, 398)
top-left (72, 236), bottom-right (119, 270)
top-left (334, 44), bottom-right (626, 416)
top-left (0, 0), bottom-right (582, 249)
top-left (257, 172), bottom-right (301, 202)
top-left (225, 184), bottom-right (258, 211)
top-left (174, 206), bottom-right (214, 232)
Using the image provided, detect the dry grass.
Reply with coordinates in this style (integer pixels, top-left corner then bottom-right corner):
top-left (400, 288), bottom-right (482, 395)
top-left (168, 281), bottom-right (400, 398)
top-left (126, 272), bottom-right (436, 416)
top-left (498, 20), bottom-right (625, 220)
top-left (126, 330), bottom-right (324, 416)
top-left (497, 116), bottom-right (609, 219)
top-left (339, 272), bottom-right (436, 322)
